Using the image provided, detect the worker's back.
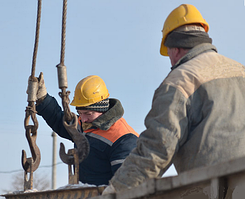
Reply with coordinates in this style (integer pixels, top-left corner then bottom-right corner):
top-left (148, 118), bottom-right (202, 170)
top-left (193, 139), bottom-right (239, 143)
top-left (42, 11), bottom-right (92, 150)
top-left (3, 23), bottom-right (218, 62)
top-left (170, 48), bottom-right (245, 173)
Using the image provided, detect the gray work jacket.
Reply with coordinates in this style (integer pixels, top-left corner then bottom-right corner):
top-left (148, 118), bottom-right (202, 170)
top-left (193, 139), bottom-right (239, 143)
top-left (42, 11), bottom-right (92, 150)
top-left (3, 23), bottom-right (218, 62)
top-left (110, 43), bottom-right (245, 191)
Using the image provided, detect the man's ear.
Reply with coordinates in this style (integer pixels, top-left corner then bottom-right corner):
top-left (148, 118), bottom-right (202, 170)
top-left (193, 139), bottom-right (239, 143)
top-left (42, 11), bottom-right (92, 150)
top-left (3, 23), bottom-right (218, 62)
top-left (174, 48), bottom-right (181, 57)
top-left (169, 47), bottom-right (180, 57)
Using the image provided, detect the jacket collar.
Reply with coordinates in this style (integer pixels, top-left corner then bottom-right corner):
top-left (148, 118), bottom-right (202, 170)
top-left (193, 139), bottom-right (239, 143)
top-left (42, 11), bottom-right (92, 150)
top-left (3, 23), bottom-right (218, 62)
top-left (90, 98), bottom-right (124, 131)
top-left (171, 43), bottom-right (217, 70)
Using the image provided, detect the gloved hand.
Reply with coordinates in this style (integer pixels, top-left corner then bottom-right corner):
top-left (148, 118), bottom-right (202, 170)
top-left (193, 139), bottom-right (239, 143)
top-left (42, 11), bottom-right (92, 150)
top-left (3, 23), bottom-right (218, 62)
top-left (36, 72), bottom-right (47, 101)
top-left (26, 72), bottom-right (47, 103)
top-left (102, 184), bottom-right (116, 195)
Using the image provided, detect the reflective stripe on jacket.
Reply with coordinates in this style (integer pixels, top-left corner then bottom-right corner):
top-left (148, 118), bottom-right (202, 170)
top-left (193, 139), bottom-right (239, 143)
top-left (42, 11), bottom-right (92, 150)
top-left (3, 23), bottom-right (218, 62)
top-left (80, 117), bottom-right (139, 185)
top-left (36, 96), bottom-right (139, 186)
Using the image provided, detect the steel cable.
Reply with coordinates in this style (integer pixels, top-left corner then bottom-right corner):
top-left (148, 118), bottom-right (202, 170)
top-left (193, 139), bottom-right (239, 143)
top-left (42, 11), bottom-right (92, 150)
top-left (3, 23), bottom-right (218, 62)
top-left (31, 0), bottom-right (42, 78)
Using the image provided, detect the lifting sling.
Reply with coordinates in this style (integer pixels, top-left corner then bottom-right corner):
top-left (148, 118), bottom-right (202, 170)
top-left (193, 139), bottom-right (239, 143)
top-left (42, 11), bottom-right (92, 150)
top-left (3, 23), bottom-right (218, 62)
top-left (22, 0), bottom-right (42, 191)
top-left (22, 0), bottom-right (90, 187)
top-left (56, 0), bottom-right (90, 184)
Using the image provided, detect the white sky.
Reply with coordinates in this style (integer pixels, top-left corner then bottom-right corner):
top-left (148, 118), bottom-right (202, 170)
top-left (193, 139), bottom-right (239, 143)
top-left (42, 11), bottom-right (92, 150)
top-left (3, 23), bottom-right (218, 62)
top-left (0, 0), bottom-right (244, 195)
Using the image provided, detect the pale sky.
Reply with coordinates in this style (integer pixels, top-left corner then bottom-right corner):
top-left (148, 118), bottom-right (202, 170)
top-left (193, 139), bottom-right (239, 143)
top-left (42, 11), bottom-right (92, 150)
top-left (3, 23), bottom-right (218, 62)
top-left (0, 0), bottom-right (244, 195)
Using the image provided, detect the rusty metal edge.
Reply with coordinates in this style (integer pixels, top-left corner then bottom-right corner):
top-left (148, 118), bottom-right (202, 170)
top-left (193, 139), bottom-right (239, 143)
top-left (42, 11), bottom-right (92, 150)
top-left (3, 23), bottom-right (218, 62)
top-left (1, 186), bottom-right (106, 198)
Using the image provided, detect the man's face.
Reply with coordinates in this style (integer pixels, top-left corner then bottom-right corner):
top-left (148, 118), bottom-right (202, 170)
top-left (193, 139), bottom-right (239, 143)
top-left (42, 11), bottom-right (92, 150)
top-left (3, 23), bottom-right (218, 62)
top-left (77, 110), bottom-right (103, 123)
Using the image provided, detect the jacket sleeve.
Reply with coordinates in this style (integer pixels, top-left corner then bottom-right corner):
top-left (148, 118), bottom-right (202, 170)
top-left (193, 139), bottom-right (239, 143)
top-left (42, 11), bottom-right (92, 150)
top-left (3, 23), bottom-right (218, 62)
top-left (110, 83), bottom-right (189, 191)
top-left (110, 134), bottom-right (138, 174)
top-left (36, 94), bottom-right (73, 141)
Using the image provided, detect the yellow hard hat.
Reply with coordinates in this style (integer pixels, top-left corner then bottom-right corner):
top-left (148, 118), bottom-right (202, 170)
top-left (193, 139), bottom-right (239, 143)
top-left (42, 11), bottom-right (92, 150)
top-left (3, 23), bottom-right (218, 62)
top-left (70, 75), bottom-right (110, 107)
top-left (160, 4), bottom-right (209, 56)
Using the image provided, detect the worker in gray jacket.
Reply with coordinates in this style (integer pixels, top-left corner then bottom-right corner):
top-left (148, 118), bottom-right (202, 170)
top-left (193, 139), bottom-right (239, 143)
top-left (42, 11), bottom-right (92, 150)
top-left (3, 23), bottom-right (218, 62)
top-left (103, 4), bottom-right (245, 196)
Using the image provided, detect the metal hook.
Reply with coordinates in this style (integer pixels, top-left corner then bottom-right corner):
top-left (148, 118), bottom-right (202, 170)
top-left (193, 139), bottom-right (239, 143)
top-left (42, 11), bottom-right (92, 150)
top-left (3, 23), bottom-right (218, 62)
top-left (59, 143), bottom-right (74, 165)
top-left (59, 144), bottom-right (80, 184)
top-left (22, 107), bottom-right (41, 173)
top-left (59, 113), bottom-right (90, 184)
top-left (62, 112), bottom-right (90, 163)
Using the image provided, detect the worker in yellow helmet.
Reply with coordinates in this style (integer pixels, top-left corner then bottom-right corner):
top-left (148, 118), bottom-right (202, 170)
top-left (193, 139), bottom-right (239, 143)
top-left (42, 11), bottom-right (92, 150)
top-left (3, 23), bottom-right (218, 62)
top-left (103, 4), bottom-right (245, 196)
top-left (29, 74), bottom-right (139, 186)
